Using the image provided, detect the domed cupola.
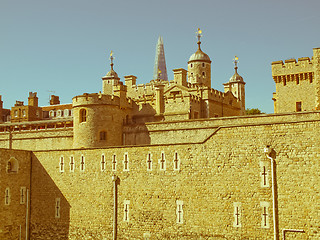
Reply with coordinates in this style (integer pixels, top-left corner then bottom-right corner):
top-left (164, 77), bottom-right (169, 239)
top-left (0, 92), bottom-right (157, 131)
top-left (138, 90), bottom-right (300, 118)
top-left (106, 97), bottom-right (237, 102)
top-left (187, 28), bottom-right (212, 88)
top-left (223, 56), bottom-right (246, 115)
top-left (102, 51), bottom-right (120, 95)
top-left (229, 57), bottom-right (244, 83)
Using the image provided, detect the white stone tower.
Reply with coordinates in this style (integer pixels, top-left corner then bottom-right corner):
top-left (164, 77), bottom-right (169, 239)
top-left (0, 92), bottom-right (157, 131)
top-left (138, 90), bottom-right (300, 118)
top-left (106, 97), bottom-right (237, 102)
top-left (153, 36), bottom-right (168, 81)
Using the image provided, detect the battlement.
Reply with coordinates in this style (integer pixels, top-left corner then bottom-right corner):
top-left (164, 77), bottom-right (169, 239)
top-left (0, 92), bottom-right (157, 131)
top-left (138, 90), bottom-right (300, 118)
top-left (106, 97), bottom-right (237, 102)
top-left (272, 56), bottom-right (313, 76)
top-left (72, 93), bottom-right (121, 107)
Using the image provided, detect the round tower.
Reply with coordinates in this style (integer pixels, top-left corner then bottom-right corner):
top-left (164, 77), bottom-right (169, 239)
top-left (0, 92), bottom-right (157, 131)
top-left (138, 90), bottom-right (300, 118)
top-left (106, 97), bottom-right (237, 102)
top-left (72, 93), bottom-right (129, 148)
top-left (188, 28), bottom-right (212, 88)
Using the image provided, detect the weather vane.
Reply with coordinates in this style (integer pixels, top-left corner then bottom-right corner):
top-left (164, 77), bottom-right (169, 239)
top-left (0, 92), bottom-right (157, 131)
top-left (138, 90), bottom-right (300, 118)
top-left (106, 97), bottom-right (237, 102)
top-left (233, 56), bottom-right (239, 68)
top-left (109, 50), bottom-right (114, 69)
top-left (196, 28), bottom-right (202, 49)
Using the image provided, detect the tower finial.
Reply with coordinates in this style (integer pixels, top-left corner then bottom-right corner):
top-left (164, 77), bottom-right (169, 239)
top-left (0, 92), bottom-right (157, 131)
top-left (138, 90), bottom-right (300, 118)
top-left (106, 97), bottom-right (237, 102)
top-left (196, 28), bottom-right (202, 49)
top-left (233, 56), bottom-right (239, 73)
top-left (110, 50), bottom-right (114, 70)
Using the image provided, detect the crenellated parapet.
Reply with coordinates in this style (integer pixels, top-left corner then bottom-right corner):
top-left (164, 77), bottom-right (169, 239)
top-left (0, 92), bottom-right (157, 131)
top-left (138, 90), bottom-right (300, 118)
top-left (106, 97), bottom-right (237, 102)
top-left (272, 57), bottom-right (313, 76)
top-left (72, 92), bottom-right (132, 109)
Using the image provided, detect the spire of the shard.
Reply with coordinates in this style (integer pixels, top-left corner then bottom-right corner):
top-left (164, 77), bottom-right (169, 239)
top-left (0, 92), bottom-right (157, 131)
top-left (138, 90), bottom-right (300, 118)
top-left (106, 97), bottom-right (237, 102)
top-left (153, 36), bottom-right (168, 81)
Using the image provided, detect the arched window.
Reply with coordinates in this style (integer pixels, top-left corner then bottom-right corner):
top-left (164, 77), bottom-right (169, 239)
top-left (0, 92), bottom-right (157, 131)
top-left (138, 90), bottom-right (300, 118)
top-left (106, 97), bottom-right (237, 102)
top-left (100, 131), bottom-right (107, 141)
top-left (202, 63), bottom-right (205, 67)
top-left (79, 109), bottom-right (87, 123)
top-left (7, 157), bottom-right (18, 173)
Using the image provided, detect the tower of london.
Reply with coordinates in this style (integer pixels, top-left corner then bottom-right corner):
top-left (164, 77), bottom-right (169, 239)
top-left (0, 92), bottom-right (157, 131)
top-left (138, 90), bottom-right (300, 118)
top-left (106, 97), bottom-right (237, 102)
top-left (0, 30), bottom-right (319, 239)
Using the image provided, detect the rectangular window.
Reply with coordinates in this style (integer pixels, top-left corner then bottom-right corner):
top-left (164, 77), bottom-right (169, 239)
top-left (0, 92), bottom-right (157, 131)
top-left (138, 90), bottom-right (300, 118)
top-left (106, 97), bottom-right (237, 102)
top-left (112, 154), bottom-right (117, 171)
top-left (59, 156), bottom-right (64, 173)
top-left (80, 155), bottom-right (85, 172)
top-left (260, 201), bottom-right (270, 228)
top-left (260, 161), bottom-right (270, 187)
top-left (173, 152), bottom-right (180, 171)
top-left (176, 200), bottom-right (184, 224)
top-left (146, 153), bottom-right (152, 171)
top-left (20, 187), bottom-right (26, 204)
top-left (123, 200), bottom-right (130, 222)
top-left (123, 153), bottom-right (129, 171)
top-left (233, 202), bottom-right (241, 227)
top-left (5, 188), bottom-right (10, 205)
top-left (296, 102), bottom-right (302, 112)
top-left (159, 152), bottom-right (166, 171)
top-left (55, 198), bottom-right (61, 218)
top-left (70, 156), bottom-right (75, 172)
top-left (101, 154), bottom-right (106, 171)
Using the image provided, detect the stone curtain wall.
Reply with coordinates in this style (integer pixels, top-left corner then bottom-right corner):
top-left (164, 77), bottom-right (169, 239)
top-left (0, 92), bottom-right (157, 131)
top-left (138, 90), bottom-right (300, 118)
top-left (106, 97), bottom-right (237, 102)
top-left (30, 112), bottom-right (320, 239)
top-left (0, 149), bottom-right (32, 240)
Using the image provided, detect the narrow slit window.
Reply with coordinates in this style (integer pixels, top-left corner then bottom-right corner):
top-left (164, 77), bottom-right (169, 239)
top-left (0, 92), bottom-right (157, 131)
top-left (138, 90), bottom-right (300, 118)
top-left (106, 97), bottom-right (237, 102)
top-left (159, 152), bottom-right (166, 170)
top-left (79, 109), bottom-right (87, 123)
top-left (55, 198), bottom-right (61, 218)
top-left (123, 153), bottom-right (129, 171)
top-left (173, 152), bottom-right (180, 171)
top-left (20, 187), bottom-right (26, 204)
top-left (70, 156), bottom-right (75, 172)
top-left (112, 154), bottom-right (117, 171)
top-left (296, 102), bottom-right (302, 112)
top-left (176, 200), bottom-right (184, 224)
top-left (100, 131), bottom-right (107, 141)
top-left (260, 161), bottom-right (269, 187)
top-left (260, 202), bottom-right (270, 228)
top-left (101, 154), bottom-right (106, 171)
top-left (5, 188), bottom-right (10, 205)
top-left (233, 202), bottom-right (241, 227)
top-left (147, 153), bottom-right (152, 171)
top-left (80, 155), bottom-right (85, 172)
top-left (59, 156), bottom-right (64, 173)
top-left (123, 200), bottom-right (130, 222)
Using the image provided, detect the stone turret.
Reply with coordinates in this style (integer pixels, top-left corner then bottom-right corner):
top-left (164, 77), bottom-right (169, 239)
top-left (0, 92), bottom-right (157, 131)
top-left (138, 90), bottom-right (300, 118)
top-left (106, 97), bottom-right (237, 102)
top-left (187, 29), bottom-right (212, 88)
top-left (102, 52), bottom-right (120, 95)
top-left (224, 57), bottom-right (246, 115)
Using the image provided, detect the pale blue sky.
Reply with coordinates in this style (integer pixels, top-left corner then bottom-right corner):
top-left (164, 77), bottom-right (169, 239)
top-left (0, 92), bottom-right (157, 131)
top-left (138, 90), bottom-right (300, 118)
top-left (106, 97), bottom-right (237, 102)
top-left (1, 0), bottom-right (319, 113)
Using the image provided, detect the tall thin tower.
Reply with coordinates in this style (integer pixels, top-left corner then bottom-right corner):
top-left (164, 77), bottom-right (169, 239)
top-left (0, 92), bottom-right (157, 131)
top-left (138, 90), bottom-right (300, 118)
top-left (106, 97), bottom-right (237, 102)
top-left (153, 36), bottom-right (168, 81)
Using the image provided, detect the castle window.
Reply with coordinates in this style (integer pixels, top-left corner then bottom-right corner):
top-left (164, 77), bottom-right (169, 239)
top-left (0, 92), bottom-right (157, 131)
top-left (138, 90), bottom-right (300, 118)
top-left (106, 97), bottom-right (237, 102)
top-left (79, 109), bottom-right (87, 123)
top-left (123, 200), bottom-right (130, 222)
top-left (59, 156), bottom-right (64, 173)
top-left (5, 188), bottom-right (10, 205)
top-left (233, 202), bottom-right (241, 227)
top-left (22, 109), bottom-right (26, 117)
top-left (260, 161), bottom-right (269, 187)
top-left (7, 157), bottom-right (18, 173)
top-left (80, 155), bottom-right (85, 172)
top-left (190, 64), bottom-right (193, 68)
top-left (69, 156), bottom-right (75, 172)
top-left (296, 102), bottom-right (302, 112)
top-left (55, 198), bottom-right (61, 218)
top-left (57, 110), bottom-right (62, 117)
top-left (64, 109), bottom-right (69, 117)
top-left (123, 153), bottom-right (129, 171)
top-left (296, 77), bottom-right (299, 85)
top-left (202, 63), bottom-right (205, 67)
top-left (283, 78), bottom-right (286, 86)
top-left (14, 110), bottom-right (18, 118)
top-left (101, 154), bottom-right (106, 171)
top-left (159, 152), bottom-right (166, 171)
top-left (260, 202), bottom-right (270, 228)
top-left (147, 153), bottom-right (152, 171)
top-left (176, 200), bottom-right (184, 224)
top-left (173, 152), bottom-right (180, 171)
top-left (49, 110), bottom-right (55, 118)
top-left (202, 72), bottom-right (205, 76)
top-left (112, 154), bottom-right (117, 171)
top-left (20, 187), bottom-right (26, 204)
top-left (100, 131), bottom-right (107, 141)
top-left (36, 110), bottom-right (40, 117)
top-left (310, 73), bottom-right (313, 83)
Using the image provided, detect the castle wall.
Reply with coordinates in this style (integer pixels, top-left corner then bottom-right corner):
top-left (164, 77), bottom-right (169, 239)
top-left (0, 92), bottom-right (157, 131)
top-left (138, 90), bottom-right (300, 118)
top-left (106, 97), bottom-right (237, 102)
top-left (0, 128), bottom-right (73, 151)
top-left (0, 148), bottom-right (31, 240)
top-left (25, 112), bottom-right (320, 239)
